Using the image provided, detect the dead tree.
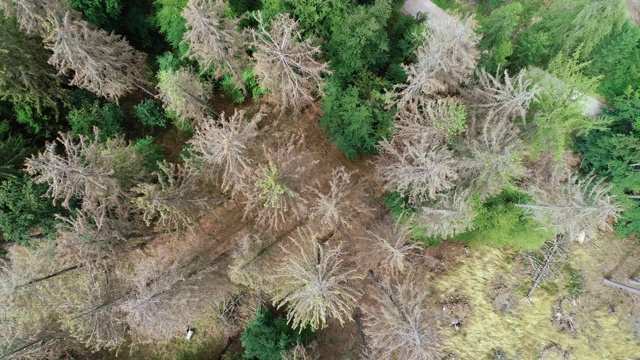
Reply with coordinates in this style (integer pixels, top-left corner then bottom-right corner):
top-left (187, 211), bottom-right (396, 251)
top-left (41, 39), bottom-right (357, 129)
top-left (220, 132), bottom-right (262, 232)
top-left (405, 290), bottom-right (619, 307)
top-left (0, 0), bottom-right (69, 35)
top-left (465, 68), bottom-right (540, 123)
top-left (394, 14), bottom-right (479, 109)
top-left (188, 108), bottom-right (265, 195)
top-left (181, 0), bottom-right (249, 88)
top-left (250, 12), bottom-right (331, 114)
top-left (602, 278), bottom-right (640, 296)
top-left (463, 118), bottom-right (526, 199)
top-left (281, 343), bottom-right (319, 360)
top-left (45, 13), bottom-right (148, 102)
top-left (24, 130), bottom-right (148, 220)
top-left (156, 66), bottom-right (211, 127)
top-left (309, 167), bottom-right (371, 235)
top-left (365, 219), bottom-right (421, 278)
top-left (394, 97), bottom-right (467, 147)
top-left (271, 228), bottom-right (363, 331)
top-left (414, 190), bottom-right (477, 238)
top-left (132, 161), bottom-right (226, 231)
top-left (526, 235), bottom-right (568, 301)
top-left (243, 136), bottom-right (317, 230)
top-left (364, 279), bottom-right (441, 360)
top-left (54, 209), bottom-right (129, 267)
top-left (377, 138), bottom-right (459, 205)
top-left (516, 174), bottom-right (622, 243)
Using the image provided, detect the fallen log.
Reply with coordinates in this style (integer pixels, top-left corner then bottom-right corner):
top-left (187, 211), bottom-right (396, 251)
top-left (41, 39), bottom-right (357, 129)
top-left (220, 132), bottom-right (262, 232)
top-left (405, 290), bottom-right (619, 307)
top-left (602, 278), bottom-right (640, 295)
top-left (628, 278), bottom-right (640, 287)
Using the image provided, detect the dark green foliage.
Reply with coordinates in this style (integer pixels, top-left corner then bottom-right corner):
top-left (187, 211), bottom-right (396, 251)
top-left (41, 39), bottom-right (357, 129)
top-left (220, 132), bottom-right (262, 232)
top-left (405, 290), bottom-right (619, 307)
top-left (325, 0), bottom-right (392, 80)
top-left (320, 75), bottom-right (394, 159)
top-left (0, 176), bottom-right (61, 244)
top-left (67, 0), bottom-right (122, 29)
top-left (584, 22), bottom-right (640, 99)
top-left (154, 0), bottom-right (189, 54)
top-left (286, 0), bottom-right (351, 37)
top-left (157, 51), bottom-right (186, 72)
top-left (384, 63), bottom-right (408, 85)
top-left (456, 189), bottom-right (552, 250)
top-left (67, 102), bottom-right (125, 140)
top-left (219, 68), bottom-right (267, 104)
top-left (227, 0), bottom-right (261, 16)
top-left (512, 30), bottom-right (550, 69)
top-left (244, 69), bottom-right (268, 100)
top-left (478, 2), bottom-right (523, 72)
top-left (241, 309), bottom-right (313, 360)
top-left (574, 88), bottom-right (640, 237)
top-left (385, 10), bottom-right (421, 65)
top-left (0, 15), bottom-right (66, 115)
top-left (135, 136), bottom-right (165, 172)
top-left (135, 100), bottom-right (169, 128)
top-left (221, 74), bottom-right (245, 104)
top-left (14, 104), bottom-right (59, 137)
top-left (0, 134), bottom-right (34, 181)
top-left (383, 191), bottom-right (416, 219)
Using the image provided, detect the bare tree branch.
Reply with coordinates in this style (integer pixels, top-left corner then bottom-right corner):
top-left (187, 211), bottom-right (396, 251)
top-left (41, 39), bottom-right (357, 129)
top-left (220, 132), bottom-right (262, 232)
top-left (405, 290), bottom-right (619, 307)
top-left (181, 0), bottom-right (249, 88)
top-left (309, 167), bottom-right (371, 234)
top-left (45, 13), bottom-right (148, 102)
top-left (271, 228), bottom-right (363, 331)
top-left (415, 190), bottom-right (477, 238)
top-left (517, 174), bottom-right (622, 243)
top-left (364, 280), bottom-right (441, 360)
top-left (365, 219), bottom-right (421, 278)
top-left (156, 66), bottom-right (211, 127)
top-left (377, 138), bottom-right (459, 205)
top-left (394, 13), bottom-right (480, 109)
top-left (250, 12), bottom-right (331, 114)
top-left (243, 136), bottom-right (317, 230)
top-left (188, 107), bottom-right (265, 195)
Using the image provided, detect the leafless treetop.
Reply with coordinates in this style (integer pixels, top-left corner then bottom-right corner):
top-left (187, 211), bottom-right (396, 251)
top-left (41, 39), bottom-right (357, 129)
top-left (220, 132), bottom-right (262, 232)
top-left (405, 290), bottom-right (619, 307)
top-left (188, 107), bottom-right (265, 194)
top-left (364, 280), bottom-right (441, 360)
top-left (377, 138), bottom-right (460, 205)
top-left (365, 218), bottom-right (421, 278)
top-left (465, 68), bottom-right (540, 124)
top-left (415, 190), bottom-right (477, 239)
top-left (243, 136), bottom-right (317, 230)
top-left (156, 66), bottom-right (210, 126)
top-left (272, 228), bottom-right (363, 331)
top-left (395, 14), bottom-right (480, 109)
top-left (0, 0), bottom-right (69, 35)
top-left (181, 0), bottom-right (249, 88)
top-left (45, 13), bottom-right (148, 102)
top-left (309, 167), bottom-right (371, 233)
top-left (517, 174), bottom-right (622, 243)
top-left (24, 130), bottom-right (148, 219)
top-left (250, 11), bottom-right (331, 114)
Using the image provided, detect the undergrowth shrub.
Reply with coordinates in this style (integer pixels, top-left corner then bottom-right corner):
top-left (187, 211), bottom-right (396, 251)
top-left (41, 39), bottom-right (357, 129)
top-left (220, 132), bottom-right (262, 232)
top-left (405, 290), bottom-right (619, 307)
top-left (240, 309), bottom-right (314, 360)
top-left (135, 136), bottom-right (165, 172)
top-left (456, 189), bottom-right (552, 250)
top-left (135, 100), bottom-right (169, 128)
top-left (320, 77), bottom-right (394, 159)
top-left (67, 101), bottom-right (125, 140)
top-left (0, 175), bottom-right (61, 244)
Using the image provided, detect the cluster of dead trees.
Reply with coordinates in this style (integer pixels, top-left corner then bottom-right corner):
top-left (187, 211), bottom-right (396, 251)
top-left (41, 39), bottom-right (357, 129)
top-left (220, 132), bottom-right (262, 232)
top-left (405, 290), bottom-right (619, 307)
top-left (376, 12), bottom-right (621, 245)
top-left (0, 2), bottom-right (627, 359)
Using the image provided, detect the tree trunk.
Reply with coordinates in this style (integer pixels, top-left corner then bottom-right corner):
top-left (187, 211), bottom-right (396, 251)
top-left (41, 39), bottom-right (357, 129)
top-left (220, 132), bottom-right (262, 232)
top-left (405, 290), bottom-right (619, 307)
top-left (602, 278), bottom-right (640, 295)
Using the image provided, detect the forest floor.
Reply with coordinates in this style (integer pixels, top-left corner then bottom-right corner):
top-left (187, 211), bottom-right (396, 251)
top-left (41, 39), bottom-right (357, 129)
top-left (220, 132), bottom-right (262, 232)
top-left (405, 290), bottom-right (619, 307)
top-left (108, 92), bottom-right (640, 359)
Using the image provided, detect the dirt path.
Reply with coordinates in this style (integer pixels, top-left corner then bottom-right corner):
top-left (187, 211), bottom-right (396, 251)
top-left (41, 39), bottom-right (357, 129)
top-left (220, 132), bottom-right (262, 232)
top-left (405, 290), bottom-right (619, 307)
top-left (401, 0), bottom-right (605, 118)
top-left (400, 0), bottom-right (449, 22)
